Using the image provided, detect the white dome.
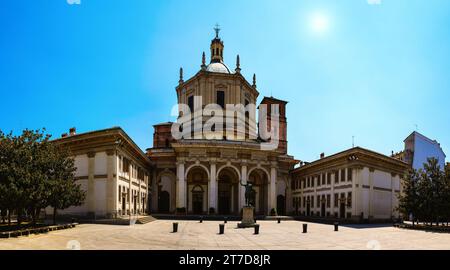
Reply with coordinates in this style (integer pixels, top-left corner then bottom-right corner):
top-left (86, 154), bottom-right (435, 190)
top-left (206, 62), bottom-right (234, 74)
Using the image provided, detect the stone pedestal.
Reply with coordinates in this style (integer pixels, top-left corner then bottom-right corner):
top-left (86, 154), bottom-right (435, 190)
top-left (238, 206), bottom-right (256, 228)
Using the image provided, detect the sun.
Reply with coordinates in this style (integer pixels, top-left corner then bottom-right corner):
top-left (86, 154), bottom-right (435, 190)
top-left (310, 12), bottom-right (329, 34)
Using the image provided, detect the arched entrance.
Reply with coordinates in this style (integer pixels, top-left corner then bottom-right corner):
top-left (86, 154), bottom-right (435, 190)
top-left (248, 169), bottom-right (269, 215)
top-left (186, 167), bottom-right (208, 214)
top-left (277, 195), bottom-right (285, 215)
top-left (217, 168), bottom-right (239, 215)
top-left (158, 191), bottom-right (170, 213)
top-left (191, 185), bottom-right (204, 214)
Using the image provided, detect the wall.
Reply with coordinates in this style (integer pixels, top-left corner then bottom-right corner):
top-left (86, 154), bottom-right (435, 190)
top-left (413, 135), bottom-right (446, 170)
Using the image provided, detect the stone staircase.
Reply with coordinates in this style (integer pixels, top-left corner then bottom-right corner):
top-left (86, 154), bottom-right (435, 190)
top-left (136, 215), bottom-right (156, 224)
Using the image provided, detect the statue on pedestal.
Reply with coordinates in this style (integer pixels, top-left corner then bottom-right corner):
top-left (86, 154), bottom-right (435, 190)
top-left (240, 179), bottom-right (255, 207)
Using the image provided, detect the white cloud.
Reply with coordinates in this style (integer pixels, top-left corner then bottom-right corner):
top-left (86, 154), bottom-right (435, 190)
top-left (367, 0), bottom-right (381, 4)
top-left (67, 0), bottom-right (81, 4)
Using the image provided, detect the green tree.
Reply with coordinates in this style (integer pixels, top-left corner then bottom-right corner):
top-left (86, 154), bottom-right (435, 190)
top-left (398, 169), bottom-right (420, 226)
top-left (47, 145), bottom-right (85, 224)
top-left (0, 128), bottom-right (85, 227)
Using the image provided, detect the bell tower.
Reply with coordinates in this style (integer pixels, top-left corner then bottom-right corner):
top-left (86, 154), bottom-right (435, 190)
top-left (210, 24), bottom-right (224, 63)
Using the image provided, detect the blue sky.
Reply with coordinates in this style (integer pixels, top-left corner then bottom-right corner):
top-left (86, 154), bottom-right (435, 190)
top-left (1, 0), bottom-right (449, 162)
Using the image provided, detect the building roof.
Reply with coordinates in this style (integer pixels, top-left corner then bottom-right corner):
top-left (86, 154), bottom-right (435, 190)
top-left (51, 127), bottom-right (151, 168)
top-left (260, 96), bottom-right (288, 104)
top-left (404, 131), bottom-right (446, 157)
top-left (291, 146), bottom-right (409, 176)
top-left (153, 122), bottom-right (173, 127)
top-left (206, 62), bottom-right (234, 74)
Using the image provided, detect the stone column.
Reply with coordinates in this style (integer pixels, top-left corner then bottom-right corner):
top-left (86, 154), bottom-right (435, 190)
top-left (176, 162), bottom-right (186, 209)
top-left (239, 163), bottom-right (247, 210)
top-left (87, 152), bottom-right (96, 216)
top-left (369, 168), bottom-right (374, 219)
top-left (269, 166), bottom-right (277, 215)
top-left (391, 173), bottom-right (396, 218)
top-left (209, 162), bottom-right (217, 213)
top-left (151, 170), bottom-right (158, 212)
top-left (286, 176), bottom-right (293, 214)
top-left (330, 172), bottom-right (335, 216)
top-left (128, 162), bottom-right (132, 215)
top-left (106, 149), bottom-right (116, 218)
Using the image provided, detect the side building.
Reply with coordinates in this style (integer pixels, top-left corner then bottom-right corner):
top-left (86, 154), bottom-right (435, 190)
top-left (46, 127), bottom-right (151, 219)
top-left (392, 131), bottom-right (446, 171)
top-left (291, 147), bottom-right (409, 222)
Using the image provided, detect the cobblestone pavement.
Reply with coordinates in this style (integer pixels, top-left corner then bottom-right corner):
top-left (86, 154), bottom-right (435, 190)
top-left (1, 220), bottom-right (450, 250)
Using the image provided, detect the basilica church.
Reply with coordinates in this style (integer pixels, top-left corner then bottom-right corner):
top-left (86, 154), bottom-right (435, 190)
top-left (52, 28), bottom-right (409, 222)
top-left (147, 27), bottom-right (298, 216)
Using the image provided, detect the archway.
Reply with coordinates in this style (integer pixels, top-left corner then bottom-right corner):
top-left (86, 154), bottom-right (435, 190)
top-left (248, 169), bottom-right (269, 215)
top-left (217, 167), bottom-right (239, 215)
top-left (191, 185), bottom-right (204, 214)
top-left (157, 171), bottom-right (176, 213)
top-left (158, 191), bottom-right (170, 213)
top-left (186, 167), bottom-right (209, 214)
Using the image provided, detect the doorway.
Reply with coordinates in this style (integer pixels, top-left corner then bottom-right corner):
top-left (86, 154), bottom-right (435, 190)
top-left (218, 183), bottom-right (231, 215)
top-left (158, 191), bottom-right (170, 213)
top-left (192, 185), bottom-right (204, 214)
top-left (340, 202), bottom-right (346, 219)
top-left (321, 203), bottom-right (326, 217)
top-left (122, 196), bottom-right (126, 215)
top-left (277, 195), bottom-right (285, 215)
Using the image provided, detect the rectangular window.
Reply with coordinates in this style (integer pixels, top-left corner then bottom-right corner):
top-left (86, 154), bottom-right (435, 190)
top-left (317, 196), bottom-right (320, 206)
top-left (188, 95), bottom-right (194, 113)
top-left (348, 168), bottom-right (353, 181)
top-left (322, 173), bottom-right (326, 185)
top-left (123, 158), bottom-right (129, 173)
top-left (334, 171), bottom-right (338, 183)
top-left (317, 175), bottom-right (321, 186)
top-left (217, 91), bottom-right (225, 108)
top-left (291, 179), bottom-right (295, 190)
top-left (347, 192), bottom-right (352, 207)
top-left (327, 194), bottom-right (331, 208)
top-left (118, 186), bottom-right (121, 202)
top-left (341, 169), bottom-right (345, 183)
top-left (334, 193), bottom-right (338, 207)
top-left (327, 172), bottom-right (331, 185)
top-left (311, 196), bottom-right (314, 208)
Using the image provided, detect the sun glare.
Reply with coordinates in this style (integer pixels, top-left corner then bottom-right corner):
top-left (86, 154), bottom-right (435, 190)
top-left (310, 12), bottom-right (329, 34)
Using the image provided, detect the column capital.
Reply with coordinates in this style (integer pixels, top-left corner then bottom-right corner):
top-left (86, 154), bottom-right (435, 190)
top-left (106, 149), bottom-right (115, 156)
top-left (87, 151), bottom-right (96, 158)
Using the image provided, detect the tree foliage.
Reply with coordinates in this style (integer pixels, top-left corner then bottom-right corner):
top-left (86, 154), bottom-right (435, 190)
top-left (0, 129), bottom-right (85, 226)
top-left (398, 158), bottom-right (450, 226)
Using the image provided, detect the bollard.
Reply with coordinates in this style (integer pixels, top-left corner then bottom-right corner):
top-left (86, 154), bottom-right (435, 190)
top-left (334, 222), bottom-right (339, 231)
top-left (219, 224), bottom-right (225, 234)
top-left (254, 224), bottom-right (260, 234)
top-left (277, 218), bottom-right (281, 224)
top-left (302, 223), bottom-right (307, 233)
top-left (224, 217), bottom-right (227, 224)
top-left (254, 218), bottom-right (257, 224)
top-left (173, 222), bottom-right (178, 233)
top-left (200, 216), bottom-right (203, 223)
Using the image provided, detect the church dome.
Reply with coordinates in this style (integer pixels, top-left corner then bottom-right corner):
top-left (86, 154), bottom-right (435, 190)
top-left (206, 62), bottom-right (234, 74)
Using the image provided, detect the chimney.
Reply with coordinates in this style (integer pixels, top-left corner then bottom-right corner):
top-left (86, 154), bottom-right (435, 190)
top-left (61, 133), bottom-right (68, 138)
top-left (320, 152), bottom-right (325, 159)
top-left (69, 127), bottom-right (76, 136)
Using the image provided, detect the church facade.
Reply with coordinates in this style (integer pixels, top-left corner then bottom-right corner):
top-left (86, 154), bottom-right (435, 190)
top-left (147, 28), bottom-right (298, 216)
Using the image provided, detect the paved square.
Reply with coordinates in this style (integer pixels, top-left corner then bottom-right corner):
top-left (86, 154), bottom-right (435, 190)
top-left (1, 220), bottom-right (450, 250)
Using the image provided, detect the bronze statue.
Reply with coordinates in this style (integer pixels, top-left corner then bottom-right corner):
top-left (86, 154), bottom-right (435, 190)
top-left (240, 180), bottom-right (256, 207)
